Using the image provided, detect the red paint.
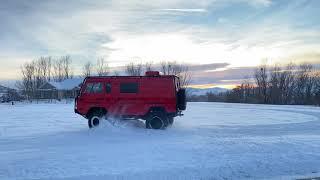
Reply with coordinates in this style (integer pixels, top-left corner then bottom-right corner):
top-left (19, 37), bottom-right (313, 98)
top-left (75, 71), bottom-right (186, 119)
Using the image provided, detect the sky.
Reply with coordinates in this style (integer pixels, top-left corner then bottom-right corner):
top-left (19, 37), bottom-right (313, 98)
top-left (0, 0), bottom-right (319, 88)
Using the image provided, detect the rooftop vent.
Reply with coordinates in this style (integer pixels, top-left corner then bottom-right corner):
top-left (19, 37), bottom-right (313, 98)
top-left (145, 71), bottom-right (160, 76)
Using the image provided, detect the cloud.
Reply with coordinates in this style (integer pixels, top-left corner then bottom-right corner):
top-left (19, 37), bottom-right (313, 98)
top-left (159, 8), bottom-right (207, 12)
top-left (245, 0), bottom-right (272, 7)
top-left (0, 0), bottom-right (319, 83)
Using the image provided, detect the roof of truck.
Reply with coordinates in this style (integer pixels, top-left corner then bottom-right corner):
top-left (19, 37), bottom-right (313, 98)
top-left (85, 75), bottom-right (178, 79)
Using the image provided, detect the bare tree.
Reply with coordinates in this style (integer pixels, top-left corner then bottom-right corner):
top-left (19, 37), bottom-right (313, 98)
top-left (52, 56), bottom-right (73, 81)
top-left (53, 59), bottom-right (63, 82)
top-left (160, 61), bottom-right (191, 87)
top-left (278, 63), bottom-right (296, 104)
top-left (294, 63), bottom-right (312, 104)
top-left (37, 56), bottom-right (52, 81)
top-left (182, 60), bottom-right (319, 105)
top-left (47, 57), bottom-right (52, 81)
top-left (113, 71), bottom-right (120, 76)
top-left (160, 61), bottom-right (177, 75)
top-left (19, 58), bottom-right (55, 99)
top-left (34, 60), bottom-right (44, 89)
top-left (241, 79), bottom-right (256, 103)
top-left (296, 63), bottom-right (317, 105)
top-left (82, 61), bottom-right (93, 77)
top-left (254, 64), bottom-right (269, 103)
top-left (314, 72), bottom-right (320, 105)
top-left (178, 65), bottom-right (192, 87)
top-left (125, 62), bottom-right (143, 76)
top-left (269, 64), bottom-right (283, 104)
top-left (96, 58), bottom-right (109, 76)
top-left (61, 55), bottom-right (73, 79)
top-left (20, 62), bottom-right (36, 100)
top-left (144, 62), bottom-right (153, 72)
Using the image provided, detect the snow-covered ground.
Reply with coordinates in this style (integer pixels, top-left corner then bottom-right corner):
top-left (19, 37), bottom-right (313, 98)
top-left (1, 102), bottom-right (320, 180)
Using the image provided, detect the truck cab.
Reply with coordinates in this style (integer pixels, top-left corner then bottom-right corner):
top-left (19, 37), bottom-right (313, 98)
top-left (75, 71), bottom-right (186, 129)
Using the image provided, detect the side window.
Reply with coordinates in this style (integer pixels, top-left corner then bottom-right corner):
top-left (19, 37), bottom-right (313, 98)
top-left (85, 83), bottom-right (94, 93)
top-left (85, 82), bottom-right (103, 93)
top-left (92, 83), bottom-right (103, 93)
top-left (106, 83), bottom-right (111, 93)
top-left (120, 82), bottom-right (138, 93)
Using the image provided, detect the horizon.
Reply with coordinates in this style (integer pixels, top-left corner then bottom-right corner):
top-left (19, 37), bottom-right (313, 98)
top-left (1, 0), bottom-right (319, 88)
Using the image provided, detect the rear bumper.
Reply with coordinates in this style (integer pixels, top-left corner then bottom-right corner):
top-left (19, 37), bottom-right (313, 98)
top-left (74, 98), bottom-right (83, 116)
top-left (168, 111), bottom-right (184, 118)
top-left (177, 111), bottom-right (184, 116)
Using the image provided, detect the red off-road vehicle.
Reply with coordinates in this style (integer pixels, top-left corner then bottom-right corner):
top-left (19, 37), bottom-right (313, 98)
top-left (75, 71), bottom-right (186, 129)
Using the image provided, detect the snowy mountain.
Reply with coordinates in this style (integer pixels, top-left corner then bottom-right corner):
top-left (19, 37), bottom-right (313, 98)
top-left (187, 87), bottom-right (229, 96)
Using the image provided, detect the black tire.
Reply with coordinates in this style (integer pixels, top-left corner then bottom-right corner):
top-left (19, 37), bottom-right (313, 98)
top-left (146, 111), bottom-right (168, 130)
top-left (87, 110), bottom-right (105, 128)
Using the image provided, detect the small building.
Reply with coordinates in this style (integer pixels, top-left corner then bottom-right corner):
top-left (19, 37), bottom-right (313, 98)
top-left (0, 92), bottom-right (7, 102)
top-left (0, 85), bottom-right (21, 102)
top-left (38, 78), bottom-right (83, 100)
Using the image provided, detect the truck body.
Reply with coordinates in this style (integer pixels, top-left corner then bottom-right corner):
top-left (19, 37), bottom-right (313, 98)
top-left (75, 71), bottom-right (186, 129)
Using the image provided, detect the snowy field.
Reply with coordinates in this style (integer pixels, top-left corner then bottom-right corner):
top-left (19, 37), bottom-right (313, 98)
top-left (1, 102), bottom-right (320, 180)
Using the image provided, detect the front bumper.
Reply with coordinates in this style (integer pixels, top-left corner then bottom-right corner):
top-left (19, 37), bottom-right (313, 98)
top-left (74, 108), bottom-right (80, 115)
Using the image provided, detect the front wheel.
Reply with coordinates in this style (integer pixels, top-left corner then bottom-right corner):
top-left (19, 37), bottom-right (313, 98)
top-left (87, 111), bottom-right (105, 128)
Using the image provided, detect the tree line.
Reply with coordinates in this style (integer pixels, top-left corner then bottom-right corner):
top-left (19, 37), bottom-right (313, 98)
top-left (124, 61), bottom-right (191, 87)
top-left (16, 56), bottom-right (191, 100)
top-left (13, 56), bottom-right (320, 105)
top-left (192, 62), bottom-right (320, 106)
top-left (82, 60), bottom-right (191, 87)
top-left (16, 56), bottom-right (73, 100)
top-left (82, 58), bottom-right (191, 87)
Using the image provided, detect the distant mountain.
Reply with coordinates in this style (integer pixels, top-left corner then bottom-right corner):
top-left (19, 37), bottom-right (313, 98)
top-left (187, 87), bottom-right (229, 96)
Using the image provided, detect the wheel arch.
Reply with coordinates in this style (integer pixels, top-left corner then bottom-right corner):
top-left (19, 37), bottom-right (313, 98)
top-left (86, 107), bottom-right (107, 118)
top-left (141, 106), bottom-right (166, 120)
top-left (148, 106), bottom-right (167, 113)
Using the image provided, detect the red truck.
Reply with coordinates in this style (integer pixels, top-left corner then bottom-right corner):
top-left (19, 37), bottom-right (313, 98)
top-left (75, 71), bottom-right (186, 129)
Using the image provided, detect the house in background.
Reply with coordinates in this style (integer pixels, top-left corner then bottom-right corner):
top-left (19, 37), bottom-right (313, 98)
top-left (0, 85), bottom-right (21, 102)
top-left (38, 78), bottom-right (83, 100)
top-left (0, 85), bottom-right (9, 102)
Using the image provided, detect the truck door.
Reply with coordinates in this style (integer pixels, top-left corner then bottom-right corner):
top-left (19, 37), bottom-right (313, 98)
top-left (117, 80), bottom-right (140, 116)
top-left (81, 80), bottom-right (105, 108)
top-left (104, 81), bottom-right (115, 115)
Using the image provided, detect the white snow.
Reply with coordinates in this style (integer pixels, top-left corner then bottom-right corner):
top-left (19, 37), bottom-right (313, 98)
top-left (1, 102), bottom-right (320, 179)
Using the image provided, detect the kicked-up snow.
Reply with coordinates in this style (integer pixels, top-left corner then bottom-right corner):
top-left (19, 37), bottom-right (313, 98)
top-left (0, 102), bottom-right (320, 179)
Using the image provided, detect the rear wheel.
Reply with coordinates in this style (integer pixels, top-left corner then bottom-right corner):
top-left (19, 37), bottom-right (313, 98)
top-left (146, 111), bottom-right (168, 130)
top-left (87, 110), bottom-right (105, 128)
